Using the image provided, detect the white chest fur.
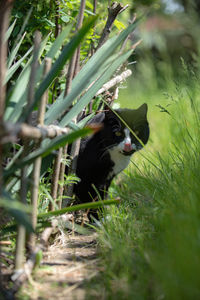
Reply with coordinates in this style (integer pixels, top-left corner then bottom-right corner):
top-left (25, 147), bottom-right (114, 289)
top-left (107, 146), bottom-right (131, 179)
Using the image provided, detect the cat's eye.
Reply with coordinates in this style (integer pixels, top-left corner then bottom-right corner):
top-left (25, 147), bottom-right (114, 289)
top-left (115, 131), bottom-right (122, 137)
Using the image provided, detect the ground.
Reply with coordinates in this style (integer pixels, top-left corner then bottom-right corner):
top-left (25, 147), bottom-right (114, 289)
top-left (17, 232), bottom-right (99, 300)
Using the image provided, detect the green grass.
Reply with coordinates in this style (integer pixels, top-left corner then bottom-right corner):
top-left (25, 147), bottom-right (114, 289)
top-left (92, 64), bottom-right (200, 299)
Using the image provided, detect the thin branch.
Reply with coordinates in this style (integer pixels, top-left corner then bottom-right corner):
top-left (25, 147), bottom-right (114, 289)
top-left (11, 245), bottom-right (44, 294)
top-left (62, 0), bottom-right (86, 204)
top-left (73, 0), bottom-right (86, 76)
top-left (28, 58), bottom-right (52, 250)
top-left (91, 0), bottom-right (98, 55)
top-left (49, 148), bottom-right (63, 211)
top-left (57, 145), bottom-right (68, 209)
top-left (93, 0), bottom-right (97, 13)
top-left (0, 122), bottom-right (72, 142)
top-left (96, 69), bottom-right (132, 96)
top-left (0, 0), bottom-right (14, 233)
top-left (0, 1), bottom-right (14, 288)
top-left (27, 31), bottom-right (42, 123)
top-left (96, 2), bottom-right (129, 50)
top-left (55, 0), bottom-right (62, 38)
top-left (0, 0), bottom-right (14, 118)
top-left (0, 68), bottom-right (132, 144)
top-left (15, 30), bottom-right (41, 271)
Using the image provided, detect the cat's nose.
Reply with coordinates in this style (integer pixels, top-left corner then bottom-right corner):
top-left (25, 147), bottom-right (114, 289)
top-left (123, 141), bottom-right (133, 152)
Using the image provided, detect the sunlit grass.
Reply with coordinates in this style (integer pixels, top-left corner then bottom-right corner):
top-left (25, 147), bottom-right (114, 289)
top-left (92, 62), bottom-right (200, 299)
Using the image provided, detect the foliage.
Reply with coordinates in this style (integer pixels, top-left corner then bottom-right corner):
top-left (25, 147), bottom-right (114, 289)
top-left (1, 2), bottom-right (140, 232)
top-left (93, 56), bottom-right (200, 299)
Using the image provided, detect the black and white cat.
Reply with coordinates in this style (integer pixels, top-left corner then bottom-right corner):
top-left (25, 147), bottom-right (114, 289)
top-left (74, 103), bottom-right (149, 204)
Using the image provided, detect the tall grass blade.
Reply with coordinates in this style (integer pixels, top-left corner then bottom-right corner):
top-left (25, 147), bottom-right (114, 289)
top-left (38, 199), bottom-right (120, 219)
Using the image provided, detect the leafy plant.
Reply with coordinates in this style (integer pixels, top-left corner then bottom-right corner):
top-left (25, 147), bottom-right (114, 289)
top-left (2, 5), bottom-right (140, 233)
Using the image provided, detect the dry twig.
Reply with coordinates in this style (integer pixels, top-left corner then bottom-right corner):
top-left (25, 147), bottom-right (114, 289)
top-left (96, 2), bottom-right (129, 50)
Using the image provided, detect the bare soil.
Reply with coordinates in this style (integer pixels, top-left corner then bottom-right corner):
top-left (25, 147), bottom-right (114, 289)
top-left (16, 232), bottom-right (99, 300)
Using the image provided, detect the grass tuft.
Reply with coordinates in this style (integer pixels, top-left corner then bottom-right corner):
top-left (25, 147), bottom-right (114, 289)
top-left (93, 65), bottom-right (200, 299)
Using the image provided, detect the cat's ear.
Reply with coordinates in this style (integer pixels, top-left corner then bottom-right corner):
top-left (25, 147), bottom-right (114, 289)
top-left (87, 112), bottom-right (106, 125)
top-left (115, 103), bottom-right (148, 129)
top-left (137, 103), bottom-right (148, 119)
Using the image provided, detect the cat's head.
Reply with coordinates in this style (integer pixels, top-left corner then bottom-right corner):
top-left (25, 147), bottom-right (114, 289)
top-left (105, 103), bottom-right (149, 155)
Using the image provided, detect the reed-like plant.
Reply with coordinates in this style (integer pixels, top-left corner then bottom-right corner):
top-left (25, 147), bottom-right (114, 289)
top-left (1, 10), bottom-right (140, 232)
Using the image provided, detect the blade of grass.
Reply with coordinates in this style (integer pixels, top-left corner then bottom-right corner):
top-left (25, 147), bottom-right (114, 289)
top-left (38, 198), bottom-right (120, 219)
top-left (0, 199), bottom-right (120, 236)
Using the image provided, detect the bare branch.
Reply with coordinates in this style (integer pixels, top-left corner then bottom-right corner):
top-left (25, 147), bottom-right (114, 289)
top-left (55, 0), bottom-right (62, 38)
top-left (28, 58), bottom-right (52, 250)
top-left (63, 0), bottom-right (86, 202)
top-left (15, 31), bottom-right (42, 271)
top-left (57, 146), bottom-right (68, 209)
top-left (49, 148), bottom-right (63, 211)
top-left (96, 2), bottom-right (129, 50)
top-left (0, 1), bottom-right (14, 286)
top-left (0, 122), bottom-right (71, 142)
top-left (96, 69), bottom-right (132, 96)
top-left (0, 0), bottom-right (14, 118)
top-left (27, 31), bottom-right (42, 124)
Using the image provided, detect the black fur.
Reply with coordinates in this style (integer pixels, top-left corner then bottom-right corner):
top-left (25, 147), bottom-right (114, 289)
top-left (74, 110), bottom-right (149, 204)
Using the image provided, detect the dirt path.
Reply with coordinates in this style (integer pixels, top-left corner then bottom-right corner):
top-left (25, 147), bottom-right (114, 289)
top-left (19, 232), bottom-right (99, 300)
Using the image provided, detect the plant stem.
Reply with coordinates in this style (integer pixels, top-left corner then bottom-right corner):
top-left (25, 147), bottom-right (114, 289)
top-left (0, 0), bottom-right (14, 288)
top-left (15, 30), bottom-right (41, 270)
top-left (29, 58), bottom-right (52, 249)
top-left (96, 2), bottom-right (128, 50)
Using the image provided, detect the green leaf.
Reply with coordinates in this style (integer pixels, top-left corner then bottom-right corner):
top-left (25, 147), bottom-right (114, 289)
top-left (21, 16), bottom-right (98, 122)
top-left (4, 19), bottom-right (17, 42)
top-left (5, 24), bottom-right (66, 121)
top-left (0, 193), bottom-right (33, 233)
top-left (61, 15), bottom-right (70, 23)
top-left (46, 24), bottom-right (73, 59)
top-left (5, 46), bottom-right (33, 84)
top-left (7, 32), bottom-right (27, 69)
top-left (5, 67), bottom-right (30, 121)
top-left (60, 50), bottom-right (133, 126)
top-left (45, 18), bottom-right (140, 125)
top-left (114, 19), bottom-right (126, 30)
top-left (38, 199), bottom-right (120, 219)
